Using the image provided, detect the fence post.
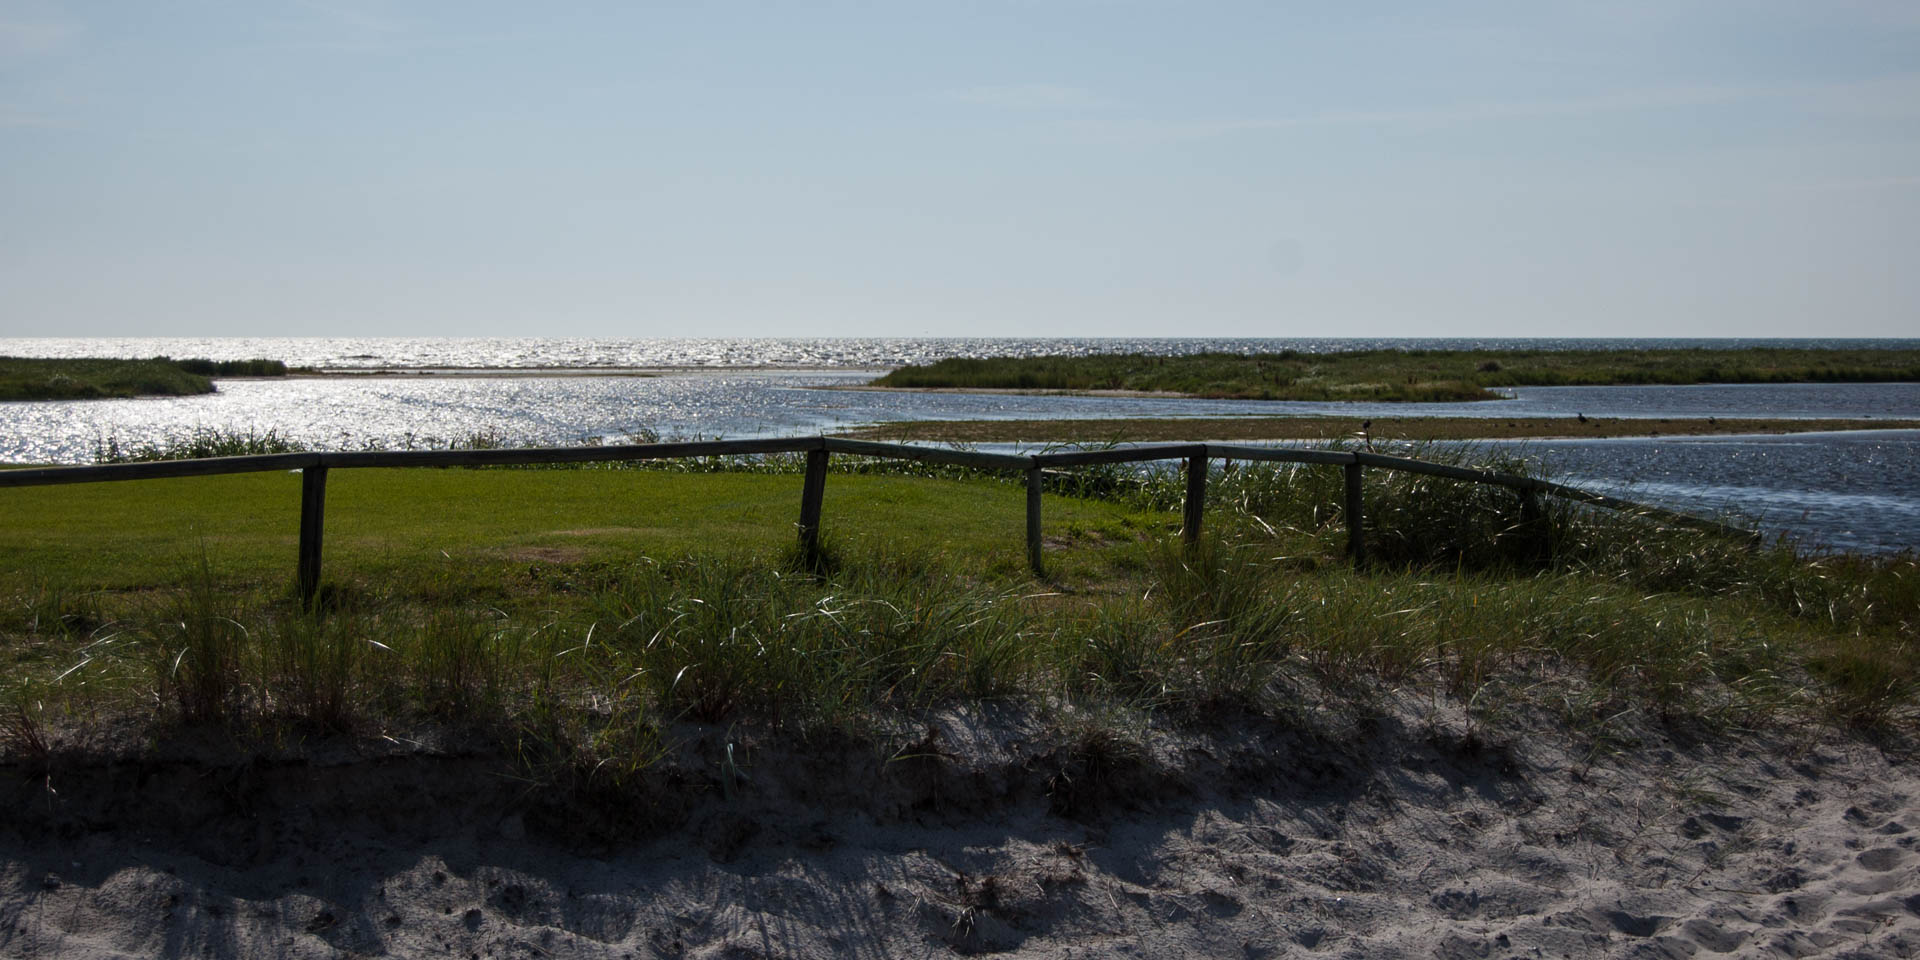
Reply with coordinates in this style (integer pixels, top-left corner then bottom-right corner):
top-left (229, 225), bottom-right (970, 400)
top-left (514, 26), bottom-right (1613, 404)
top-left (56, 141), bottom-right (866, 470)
top-left (1344, 462), bottom-right (1366, 568)
top-left (1519, 488), bottom-right (1543, 527)
top-left (798, 448), bottom-right (828, 569)
top-left (1026, 465), bottom-right (1044, 577)
top-left (298, 465), bottom-right (328, 605)
top-left (1518, 487), bottom-right (1546, 561)
top-left (1183, 454), bottom-right (1207, 545)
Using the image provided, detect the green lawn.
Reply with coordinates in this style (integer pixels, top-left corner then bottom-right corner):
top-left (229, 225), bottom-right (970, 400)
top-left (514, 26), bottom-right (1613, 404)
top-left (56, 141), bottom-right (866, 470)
top-left (0, 467), bottom-right (1158, 596)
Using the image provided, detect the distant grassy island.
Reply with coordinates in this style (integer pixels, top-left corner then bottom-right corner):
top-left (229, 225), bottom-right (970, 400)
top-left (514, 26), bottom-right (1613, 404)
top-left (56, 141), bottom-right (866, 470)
top-left (0, 356), bottom-right (291, 401)
top-left (869, 348), bottom-right (1920, 401)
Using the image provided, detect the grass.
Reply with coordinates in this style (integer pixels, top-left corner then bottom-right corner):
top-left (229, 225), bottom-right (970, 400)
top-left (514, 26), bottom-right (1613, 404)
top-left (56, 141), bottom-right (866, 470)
top-left (0, 356), bottom-right (288, 401)
top-left (869, 348), bottom-right (1920, 401)
top-left (2, 436), bottom-right (1914, 792)
top-left (0, 467), bottom-right (1152, 592)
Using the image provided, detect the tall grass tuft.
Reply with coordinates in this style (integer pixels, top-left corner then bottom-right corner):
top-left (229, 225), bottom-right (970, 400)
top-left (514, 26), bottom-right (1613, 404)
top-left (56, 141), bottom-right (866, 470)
top-left (584, 552), bottom-right (1027, 726)
top-left (413, 610), bottom-right (512, 718)
top-left (94, 427), bottom-right (308, 464)
top-left (262, 612), bottom-right (370, 731)
top-left (1140, 538), bottom-right (1297, 703)
top-left (150, 561), bottom-right (251, 722)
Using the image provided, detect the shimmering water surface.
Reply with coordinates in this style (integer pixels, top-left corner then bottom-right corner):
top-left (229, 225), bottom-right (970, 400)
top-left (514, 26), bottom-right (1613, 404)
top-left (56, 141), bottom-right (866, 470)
top-left (7, 336), bottom-right (1917, 370)
top-left (6, 373), bottom-right (1917, 463)
top-left (1478, 431), bottom-right (1920, 554)
top-left (2, 338), bottom-right (1916, 553)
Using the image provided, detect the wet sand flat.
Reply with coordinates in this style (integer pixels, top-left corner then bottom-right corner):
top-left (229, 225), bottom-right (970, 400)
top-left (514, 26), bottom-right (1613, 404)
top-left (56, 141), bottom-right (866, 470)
top-left (840, 415), bottom-right (1920, 444)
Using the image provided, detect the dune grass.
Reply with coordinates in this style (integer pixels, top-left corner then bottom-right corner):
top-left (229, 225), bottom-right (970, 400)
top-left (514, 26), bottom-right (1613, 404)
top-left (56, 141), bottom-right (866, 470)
top-left (870, 348), bottom-right (1920, 401)
top-left (0, 356), bottom-right (289, 401)
top-left (2, 442), bottom-right (1913, 788)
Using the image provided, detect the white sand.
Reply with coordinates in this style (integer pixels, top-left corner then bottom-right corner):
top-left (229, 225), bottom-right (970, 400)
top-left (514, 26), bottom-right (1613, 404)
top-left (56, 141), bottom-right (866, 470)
top-left (3, 697), bottom-right (1916, 958)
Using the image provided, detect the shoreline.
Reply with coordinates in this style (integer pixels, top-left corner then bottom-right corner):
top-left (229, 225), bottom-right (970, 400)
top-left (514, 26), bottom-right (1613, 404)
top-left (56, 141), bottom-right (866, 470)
top-left (840, 415), bottom-right (1920, 443)
top-left (282, 364), bottom-right (890, 379)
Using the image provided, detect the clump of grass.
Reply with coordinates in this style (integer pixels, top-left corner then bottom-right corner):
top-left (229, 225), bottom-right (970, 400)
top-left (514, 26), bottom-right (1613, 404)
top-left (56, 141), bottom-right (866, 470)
top-left (89, 425), bottom-right (532, 464)
top-left (586, 552), bottom-right (1027, 727)
top-left (412, 609), bottom-right (514, 718)
top-left (1, 579), bottom-right (107, 644)
top-left (1357, 467), bottom-right (1561, 571)
top-left (94, 427), bottom-right (308, 463)
top-left (1137, 538), bottom-right (1296, 703)
top-left (1044, 719), bottom-right (1151, 819)
top-left (149, 561), bottom-right (251, 722)
top-left (1805, 633), bottom-right (1919, 728)
top-left (262, 612), bottom-right (371, 731)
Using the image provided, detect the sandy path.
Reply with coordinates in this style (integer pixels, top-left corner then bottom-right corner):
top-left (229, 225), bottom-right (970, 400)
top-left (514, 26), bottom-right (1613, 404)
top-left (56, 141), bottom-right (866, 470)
top-left (3, 700), bottom-right (1915, 958)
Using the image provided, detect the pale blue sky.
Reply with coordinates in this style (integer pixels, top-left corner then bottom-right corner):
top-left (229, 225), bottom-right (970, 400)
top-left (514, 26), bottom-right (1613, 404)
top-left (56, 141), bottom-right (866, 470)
top-left (3, 1), bottom-right (1915, 337)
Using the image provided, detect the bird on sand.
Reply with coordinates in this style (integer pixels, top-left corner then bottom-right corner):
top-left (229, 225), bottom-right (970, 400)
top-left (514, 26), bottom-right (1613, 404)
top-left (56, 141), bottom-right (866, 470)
top-left (1577, 412), bottom-right (1589, 423)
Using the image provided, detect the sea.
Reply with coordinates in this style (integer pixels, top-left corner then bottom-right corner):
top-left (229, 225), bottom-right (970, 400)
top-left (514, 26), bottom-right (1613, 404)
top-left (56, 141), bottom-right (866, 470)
top-left (3, 337), bottom-right (1917, 554)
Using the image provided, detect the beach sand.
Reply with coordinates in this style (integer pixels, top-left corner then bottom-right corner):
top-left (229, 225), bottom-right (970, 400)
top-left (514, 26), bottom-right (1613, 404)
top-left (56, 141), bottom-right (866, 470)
top-left (4, 694), bottom-right (1916, 958)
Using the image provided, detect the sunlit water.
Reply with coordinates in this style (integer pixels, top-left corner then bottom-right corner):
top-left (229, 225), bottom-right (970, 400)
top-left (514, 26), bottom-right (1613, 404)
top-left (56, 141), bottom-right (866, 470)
top-left (5, 335), bottom-right (1916, 369)
top-left (3, 338), bottom-right (1916, 553)
top-left (1477, 431), bottom-right (1920, 554)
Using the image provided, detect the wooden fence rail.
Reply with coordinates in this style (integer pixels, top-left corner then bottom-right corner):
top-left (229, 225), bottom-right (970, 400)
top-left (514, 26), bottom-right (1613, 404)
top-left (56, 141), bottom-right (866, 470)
top-left (0, 436), bottom-right (1752, 602)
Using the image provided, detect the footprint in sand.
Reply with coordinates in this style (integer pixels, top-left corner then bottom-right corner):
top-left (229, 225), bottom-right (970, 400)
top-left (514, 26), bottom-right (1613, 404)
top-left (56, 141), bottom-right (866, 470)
top-left (1841, 846), bottom-right (1913, 895)
top-left (1678, 917), bottom-right (1749, 953)
top-left (1856, 846), bottom-right (1908, 872)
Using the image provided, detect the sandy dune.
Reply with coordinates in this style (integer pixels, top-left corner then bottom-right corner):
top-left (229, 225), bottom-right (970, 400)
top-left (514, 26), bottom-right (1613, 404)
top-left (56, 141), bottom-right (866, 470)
top-left (3, 696), bottom-right (1916, 958)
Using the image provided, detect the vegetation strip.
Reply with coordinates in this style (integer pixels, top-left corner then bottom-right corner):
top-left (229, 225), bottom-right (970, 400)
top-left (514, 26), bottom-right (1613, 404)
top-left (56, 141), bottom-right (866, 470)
top-left (0, 355), bottom-right (289, 400)
top-left (869, 348), bottom-right (1920, 401)
top-left (1, 434), bottom-right (1758, 588)
top-left (841, 415), bottom-right (1920, 443)
top-left (4, 446), bottom-right (1913, 792)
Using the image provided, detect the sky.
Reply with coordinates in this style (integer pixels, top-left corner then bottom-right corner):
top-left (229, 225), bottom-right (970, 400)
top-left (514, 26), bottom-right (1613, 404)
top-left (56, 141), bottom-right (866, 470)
top-left (2, 1), bottom-right (1916, 339)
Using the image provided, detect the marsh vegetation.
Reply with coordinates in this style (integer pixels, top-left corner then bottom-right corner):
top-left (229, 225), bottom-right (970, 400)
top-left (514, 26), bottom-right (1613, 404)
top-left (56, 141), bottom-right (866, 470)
top-left (871, 348), bottom-right (1920, 401)
top-left (0, 356), bottom-right (289, 401)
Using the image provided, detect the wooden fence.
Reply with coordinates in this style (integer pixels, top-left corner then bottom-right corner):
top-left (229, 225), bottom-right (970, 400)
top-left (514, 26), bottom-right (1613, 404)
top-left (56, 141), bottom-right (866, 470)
top-left (0, 436), bottom-right (1748, 602)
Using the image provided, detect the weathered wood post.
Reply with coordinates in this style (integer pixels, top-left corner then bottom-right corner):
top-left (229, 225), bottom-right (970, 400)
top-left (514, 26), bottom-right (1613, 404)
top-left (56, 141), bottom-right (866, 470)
top-left (1182, 453), bottom-right (1207, 546)
top-left (298, 465), bottom-right (328, 605)
top-left (1519, 488), bottom-right (1544, 535)
top-left (1343, 461), bottom-right (1366, 568)
top-left (1026, 464), bottom-right (1044, 577)
top-left (1518, 486), bottom-right (1546, 562)
top-left (798, 447), bottom-right (829, 569)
